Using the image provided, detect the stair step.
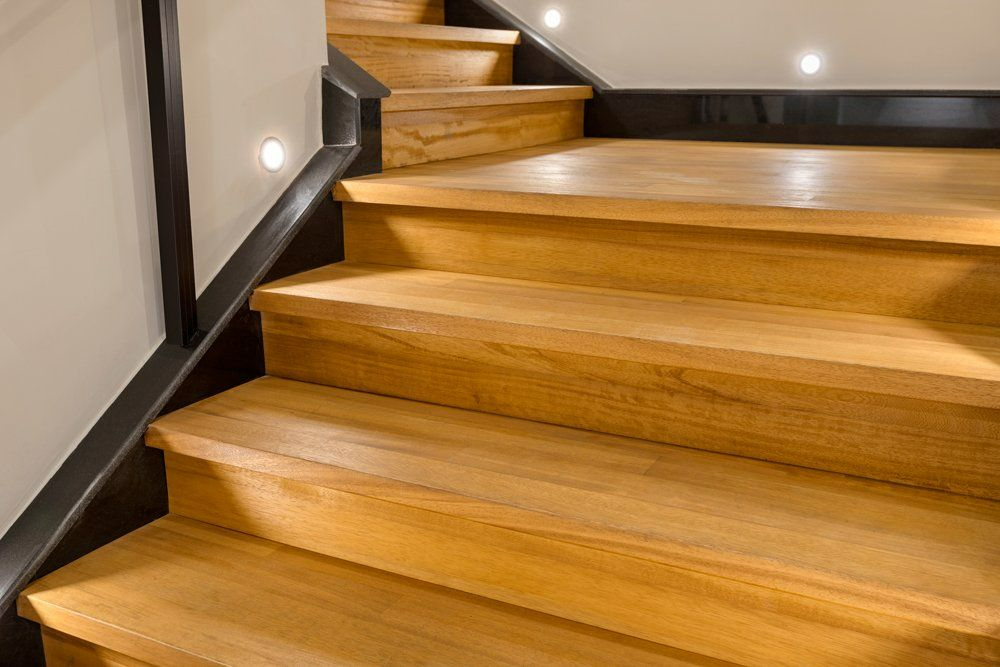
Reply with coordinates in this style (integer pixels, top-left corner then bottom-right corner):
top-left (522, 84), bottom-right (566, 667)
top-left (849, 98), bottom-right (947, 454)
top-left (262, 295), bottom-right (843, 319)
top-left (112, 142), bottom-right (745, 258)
top-left (335, 138), bottom-right (1000, 247)
top-left (330, 19), bottom-right (521, 44)
top-left (327, 0), bottom-right (444, 25)
top-left (20, 516), bottom-right (712, 666)
top-left (329, 20), bottom-right (519, 88)
top-left (342, 200), bottom-right (1000, 327)
top-left (383, 85), bottom-right (594, 112)
top-left (383, 86), bottom-right (592, 169)
top-left (251, 262), bottom-right (1000, 497)
top-left (144, 377), bottom-right (1000, 665)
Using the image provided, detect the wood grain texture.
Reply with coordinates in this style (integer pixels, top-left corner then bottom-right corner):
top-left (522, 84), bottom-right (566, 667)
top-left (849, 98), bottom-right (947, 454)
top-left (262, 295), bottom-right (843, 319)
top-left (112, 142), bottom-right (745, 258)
top-left (20, 516), bottom-right (716, 667)
top-left (330, 33), bottom-right (513, 88)
top-left (343, 203), bottom-right (1000, 326)
top-left (335, 139), bottom-right (1000, 246)
top-left (326, 0), bottom-right (444, 24)
top-left (383, 100), bottom-right (585, 168)
top-left (258, 309), bottom-right (1000, 498)
top-left (158, 451), bottom-right (999, 666)
top-left (329, 18), bottom-right (520, 45)
top-left (252, 263), bottom-right (1000, 411)
top-left (147, 377), bottom-right (1000, 638)
top-left (42, 628), bottom-right (150, 667)
top-left (383, 85), bottom-right (593, 112)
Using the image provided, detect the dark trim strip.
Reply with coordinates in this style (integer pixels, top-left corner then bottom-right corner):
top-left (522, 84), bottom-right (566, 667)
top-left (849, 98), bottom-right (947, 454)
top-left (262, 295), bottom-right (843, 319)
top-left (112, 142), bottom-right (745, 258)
top-left (448, 0), bottom-right (1000, 149)
top-left (585, 93), bottom-right (1000, 148)
top-left (610, 89), bottom-right (1000, 98)
top-left (141, 0), bottom-right (199, 347)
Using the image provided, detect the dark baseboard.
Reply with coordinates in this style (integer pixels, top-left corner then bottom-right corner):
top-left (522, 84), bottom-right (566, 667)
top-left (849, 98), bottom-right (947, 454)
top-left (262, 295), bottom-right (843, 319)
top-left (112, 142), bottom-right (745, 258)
top-left (0, 42), bottom-right (387, 662)
top-left (586, 92), bottom-right (1000, 148)
top-left (448, 0), bottom-right (1000, 148)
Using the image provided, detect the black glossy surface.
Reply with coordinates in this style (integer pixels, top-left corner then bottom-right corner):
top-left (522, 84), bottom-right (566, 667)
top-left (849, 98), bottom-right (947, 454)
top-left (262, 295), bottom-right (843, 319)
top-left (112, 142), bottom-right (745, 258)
top-left (141, 0), bottom-right (199, 347)
top-left (587, 92), bottom-right (1000, 147)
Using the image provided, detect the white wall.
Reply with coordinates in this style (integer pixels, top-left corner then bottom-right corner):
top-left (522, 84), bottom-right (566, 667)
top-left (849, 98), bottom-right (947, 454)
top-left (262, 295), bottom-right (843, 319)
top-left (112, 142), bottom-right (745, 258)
top-left (498, 0), bottom-right (1000, 90)
top-left (0, 0), bottom-right (326, 539)
top-left (179, 0), bottom-right (326, 293)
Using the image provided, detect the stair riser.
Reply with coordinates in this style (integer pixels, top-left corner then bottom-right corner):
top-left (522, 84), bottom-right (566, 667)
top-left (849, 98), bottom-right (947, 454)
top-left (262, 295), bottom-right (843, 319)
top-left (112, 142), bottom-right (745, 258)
top-left (260, 313), bottom-right (1000, 499)
top-left (39, 629), bottom-right (150, 667)
top-left (164, 454), bottom-right (997, 667)
top-left (383, 101), bottom-right (585, 169)
top-left (329, 34), bottom-right (512, 87)
top-left (344, 203), bottom-right (1000, 327)
top-left (327, 0), bottom-right (444, 24)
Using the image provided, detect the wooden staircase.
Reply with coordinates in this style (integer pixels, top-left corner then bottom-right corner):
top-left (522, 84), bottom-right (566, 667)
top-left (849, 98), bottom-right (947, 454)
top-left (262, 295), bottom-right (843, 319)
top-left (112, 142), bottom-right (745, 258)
top-left (19, 1), bottom-right (1000, 665)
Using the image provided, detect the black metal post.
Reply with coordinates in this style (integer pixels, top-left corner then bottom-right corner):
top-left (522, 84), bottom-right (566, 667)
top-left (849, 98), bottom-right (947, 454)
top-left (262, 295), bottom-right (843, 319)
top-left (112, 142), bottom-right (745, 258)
top-left (141, 0), bottom-right (199, 347)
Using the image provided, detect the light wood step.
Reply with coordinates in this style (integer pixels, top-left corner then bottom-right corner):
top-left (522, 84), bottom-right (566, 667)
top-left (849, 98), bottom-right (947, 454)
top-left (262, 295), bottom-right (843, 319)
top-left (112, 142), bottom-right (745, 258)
top-left (335, 138), bottom-right (1000, 247)
top-left (251, 262), bottom-right (1000, 498)
top-left (383, 86), bottom-right (592, 168)
top-left (145, 377), bottom-right (1000, 665)
top-left (328, 19), bottom-right (519, 88)
top-left (383, 85), bottom-right (595, 112)
top-left (20, 516), bottom-right (714, 666)
top-left (327, 0), bottom-right (444, 25)
top-left (342, 201), bottom-right (1000, 326)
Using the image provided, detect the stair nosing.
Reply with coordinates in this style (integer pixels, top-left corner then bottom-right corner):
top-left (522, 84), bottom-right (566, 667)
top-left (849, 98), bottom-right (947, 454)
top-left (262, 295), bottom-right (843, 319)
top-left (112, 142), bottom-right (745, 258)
top-left (383, 85), bottom-right (594, 112)
top-left (328, 18), bottom-right (521, 45)
top-left (249, 263), bottom-right (1000, 410)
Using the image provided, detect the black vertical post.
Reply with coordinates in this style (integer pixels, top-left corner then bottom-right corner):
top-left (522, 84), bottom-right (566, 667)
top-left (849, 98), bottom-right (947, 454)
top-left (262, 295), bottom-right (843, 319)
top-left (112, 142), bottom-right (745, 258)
top-left (141, 0), bottom-right (199, 347)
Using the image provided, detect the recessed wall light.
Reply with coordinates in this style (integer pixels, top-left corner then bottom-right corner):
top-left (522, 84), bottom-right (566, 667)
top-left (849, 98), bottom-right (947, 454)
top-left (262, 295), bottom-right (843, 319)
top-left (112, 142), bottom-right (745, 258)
top-left (259, 137), bottom-right (286, 172)
top-left (799, 52), bottom-right (823, 76)
top-left (543, 8), bottom-right (562, 28)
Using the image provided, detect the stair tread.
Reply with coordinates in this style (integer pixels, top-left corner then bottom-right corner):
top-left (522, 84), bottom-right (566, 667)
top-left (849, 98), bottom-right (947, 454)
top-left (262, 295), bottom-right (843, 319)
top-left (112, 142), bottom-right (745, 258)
top-left (145, 377), bottom-right (1000, 638)
top-left (19, 516), bottom-right (715, 666)
top-left (251, 262), bottom-right (1000, 409)
top-left (334, 138), bottom-right (1000, 246)
top-left (328, 18), bottom-right (520, 44)
top-left (384, 85), bottom-right (593, 112)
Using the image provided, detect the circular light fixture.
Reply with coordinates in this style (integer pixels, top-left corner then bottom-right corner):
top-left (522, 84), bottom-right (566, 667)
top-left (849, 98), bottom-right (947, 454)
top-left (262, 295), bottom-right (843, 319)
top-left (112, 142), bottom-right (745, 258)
top-left (799, 52), bottom-right (823, 76)
top-left (543, 8), bottom-right (562, 28)
top-left (259, 137), bottom-right (286, 172)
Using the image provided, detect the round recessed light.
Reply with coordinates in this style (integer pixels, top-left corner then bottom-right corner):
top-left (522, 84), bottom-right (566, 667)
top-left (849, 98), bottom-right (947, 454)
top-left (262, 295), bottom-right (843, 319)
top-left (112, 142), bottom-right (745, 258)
top-left (799, 52), bottom-right (823, 76)
top-left (259, 137), bottom-right (286, 172)
top-left (543, 8), bottom-right (562, 28)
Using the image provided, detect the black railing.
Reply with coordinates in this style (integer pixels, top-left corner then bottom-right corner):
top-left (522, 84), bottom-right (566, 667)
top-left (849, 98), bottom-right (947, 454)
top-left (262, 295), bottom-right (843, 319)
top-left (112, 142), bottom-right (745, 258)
top-left (140, 0), bottom-right (200, 347)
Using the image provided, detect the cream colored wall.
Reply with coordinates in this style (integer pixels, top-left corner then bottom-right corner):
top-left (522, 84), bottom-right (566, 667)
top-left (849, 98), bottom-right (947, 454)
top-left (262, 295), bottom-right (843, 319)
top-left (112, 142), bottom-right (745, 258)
top-left (497, 0), bottom-right (1000, 90)
top-left (178, 0), bottom-right (326, 293)
top-left (0, 0), bottom-right (326, 538)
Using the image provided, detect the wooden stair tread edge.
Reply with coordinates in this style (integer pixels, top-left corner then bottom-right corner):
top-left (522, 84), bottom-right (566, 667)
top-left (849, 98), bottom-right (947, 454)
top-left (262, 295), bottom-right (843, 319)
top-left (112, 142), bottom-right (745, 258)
top-left (328, 18), bottom-right (521, 44)
top-left (249, 263), bottom-right (1000, 409)
top-left (333, 138), bottom-right (1000, 246)
top-left (144, 376), bottom-right (1000, 639)
top-left (325, 0), bottom-right (445, 26)
top-left (19, 516), bottom-right (713, 666)
top-left (383, 86), bottom-right (594, 112)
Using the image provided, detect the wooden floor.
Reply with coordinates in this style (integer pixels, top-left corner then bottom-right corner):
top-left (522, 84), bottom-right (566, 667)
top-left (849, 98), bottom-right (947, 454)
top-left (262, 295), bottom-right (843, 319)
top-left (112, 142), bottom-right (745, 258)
top-left (20, 516), bottom-right (719, 666)
top-left (336, 138), bottom-right (1000, 245)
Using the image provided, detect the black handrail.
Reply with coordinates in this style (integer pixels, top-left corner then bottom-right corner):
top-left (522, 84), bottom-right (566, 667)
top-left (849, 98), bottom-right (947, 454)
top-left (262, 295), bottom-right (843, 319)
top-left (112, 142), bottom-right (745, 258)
top-left (140, 0), bottom-right (200, 347)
